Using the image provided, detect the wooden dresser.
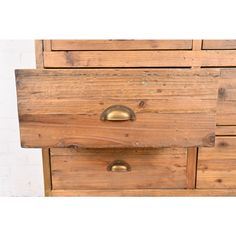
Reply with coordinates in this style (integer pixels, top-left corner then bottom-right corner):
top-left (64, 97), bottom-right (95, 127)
top-left (15, 40), bottom-right (236, 196)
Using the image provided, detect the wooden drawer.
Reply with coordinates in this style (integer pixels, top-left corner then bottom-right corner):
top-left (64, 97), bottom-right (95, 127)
top-left (43, 40), bottom-right (236, 68)
top-left (43, 50), bottom-right (236, 68)
top-left (45, 40), bottom-right (194, 68)
top-left (217, 69), bottom-right (236, 125)
top-left (197, 136), bottom-right (236, 188)
top-left (51, 40), bottom-right (193, 51)
top-left (202, 40), bottom-right (236, 50)
top-left (50, 148), bottom-right (188, 190)
top-left (15, 69), bottom-right (219, 148)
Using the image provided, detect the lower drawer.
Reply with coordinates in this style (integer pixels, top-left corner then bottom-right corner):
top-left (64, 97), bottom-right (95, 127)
top-left (197, 136), bottom-right (236, 188)
top-left (50, 148), bottom-right (188, 190)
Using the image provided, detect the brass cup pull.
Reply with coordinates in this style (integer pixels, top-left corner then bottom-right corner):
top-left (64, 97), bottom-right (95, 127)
top-left (107, 160), bottom-right (131, 172)
top-left (100, 105), bottom-right (136, 121)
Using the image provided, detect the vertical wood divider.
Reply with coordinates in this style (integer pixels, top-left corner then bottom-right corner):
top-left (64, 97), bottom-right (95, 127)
top-left (35, 40), bottom-right (52, 196)
top-left (43, 40), bottom-right (52, 51)
top-left (186, 40), bottom-right (202, 189)
top-left (42, 148), bottom-right (52, 196)
top-left (35, 40), bottom-right (44, 68)
top-left (186, 147), bottom-right (198, 188)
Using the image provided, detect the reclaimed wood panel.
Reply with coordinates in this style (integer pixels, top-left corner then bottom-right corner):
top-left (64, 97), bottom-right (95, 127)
top-left (48, 189), bottom-right (236, 196)
top-left (217, 69), bottom-right (236, 125)
top-left (203, 40), bottom-right (236, 50)
top-left (186, 147), bottom-right (197, 189)
top-left (50, 148), bottom-right (187, 189)
top-left (51, 40), bottom-right (192, 51)
top-left (15, 69), bottom-right (219, 148)
top-left (197, 137), bottom-right (236, 188)
top-left (216, 126), bottom-right (236, 136)
top-left (35, 40), bottom-right (44, 68)
top-left (42, 149), bottom-right (52, 195)
top-left (43, 40), bottom-right (52, 51)
top-left (43, 50), bottom-right (236, 68)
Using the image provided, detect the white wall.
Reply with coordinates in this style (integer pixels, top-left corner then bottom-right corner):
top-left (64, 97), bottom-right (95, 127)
top-left (0, 40), bottom-right (43, 196)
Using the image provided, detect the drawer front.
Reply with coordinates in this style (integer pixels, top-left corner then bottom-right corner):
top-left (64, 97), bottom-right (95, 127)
top-left (51, 40), bottom-right (193, 51)
top-left (43, 50), bottom-right (236, 68)
top-left (202, 40), bottom-right (236, 50)
top-left (16, 69), bottom-right (219, 148)
top-left (50, 148), bottom-right (188, 190)
top-left (217, 69), bottom-right (236, 125)
top-left (197, 137), bottom-right (236, 188)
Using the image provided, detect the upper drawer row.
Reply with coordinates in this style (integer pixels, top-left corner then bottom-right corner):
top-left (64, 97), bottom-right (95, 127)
top-left (43, 40), bottom-right (236, 68)
top-left (50, 40), bottom-right (236, 51)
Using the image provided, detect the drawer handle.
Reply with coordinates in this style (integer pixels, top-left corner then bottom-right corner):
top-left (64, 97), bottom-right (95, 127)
top-left (100, 105), bottom-right (136, 121)
top-left (107, 160), bottom-right (131, 172)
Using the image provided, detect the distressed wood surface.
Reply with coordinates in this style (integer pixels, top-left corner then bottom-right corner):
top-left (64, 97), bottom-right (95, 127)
top-left (43, 50), bottom-right (236, 68)
top-left (48, 189), bottom-right (236, 196)
top-left (203, 40), bottom-right (236, 50)
top-left (216, 126), bottom-right (236, 136)
top-left (51, 40), bottom-right (193, 51)
top-left (184, 41), bottom-right (201, 189)
top-left (186, 147), bottom-right (198, 189)
top-left (43, 40), bottom-right (52, 51)
top-left (197, 137), bottom-right (236, 189)
top-left (35, 40), bottom-right (44, 68)
top-left (192, 40), bottom-right (202, 51)
top-left (31, 40), bottom-right (236, 197)
top-left (50, 148), bottom-right (187, 190)
top-left (42, 149), bottom-right (52, 195)
top-left (16, 69), bottom-right (219, 148)
top-left (217, 69), bottom-right (236, 125)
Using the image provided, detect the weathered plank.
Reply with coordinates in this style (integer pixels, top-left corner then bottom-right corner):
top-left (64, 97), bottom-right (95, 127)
top-left (48, 189), bottom-right (236, 196)
top-left (217, 69), bottom-right (236, 125)
top-left (35, 40), bottom-right (44, 68)
top-left (43, 50), bottom-right (236, 68)
top-left (51, 40), bottom-right (192, 51)
top-left (203, 40), bottom-right (236, 50)
top-left (43, 40), bottom-right (52, 51)
top-left (50, 148), bottom-right (187, 189)
top-left (197, 137), bottom-right (236, 188)
top-left (186, 147), bottom-right (197, 189)
top-left (15, 69), bottom-right (219, 148)
top-left (216, 126), bottom-right (236, 136)
top-left (42, 149), bottom-right (52, 195)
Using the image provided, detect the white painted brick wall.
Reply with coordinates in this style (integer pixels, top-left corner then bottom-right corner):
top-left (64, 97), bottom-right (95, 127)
top-left (0, 40), bottom-right (43, 196)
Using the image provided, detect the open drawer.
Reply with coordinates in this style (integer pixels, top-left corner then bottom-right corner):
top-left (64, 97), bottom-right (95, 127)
top-left (15, 69), bottom-right (219, 148)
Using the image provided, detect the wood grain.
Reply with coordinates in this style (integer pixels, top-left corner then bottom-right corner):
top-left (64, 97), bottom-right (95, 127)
top-left (50, 148), bottom-right (187, 190)
top-left (51, 40), bottom-right (192, 51)
top-left (203, 40), bottom-right (236, 50)
top-left (35, 40), bottom-right (44, 68)
top-left (30, 40), bottom-right (236, 196)
top-left (43, 50), bottom-right (236, 68)
top-left (186, 147), bottom-right (197, 188)
top-left (48, 189), bottom-right (236, 196)
top-left (197, 137), bottom-right (236, 188)
top-left (35, 40), bottom-right (52, 196)
top-left (192, 40), bottom-right (202, 51)
top-left (217, 69), bottom-right (236, 125)
top-left (192, 40), bottom-right (202, 69)
top-left (42, 149), bottom-right (52, 195)
top-left (216, 126), bottom-right (236, 136)
top-left (16, 69), bottom-right (219, 148)
top-left (43, 40), bottom-right (52, 51)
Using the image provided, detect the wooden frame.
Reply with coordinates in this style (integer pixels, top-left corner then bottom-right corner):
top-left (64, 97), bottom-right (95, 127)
top-left (34, 40), bottom-right (236, 196)
top-left (35, 40), bottom-right (52, 196)
top-left (48, 189), bottom-right (236, 196)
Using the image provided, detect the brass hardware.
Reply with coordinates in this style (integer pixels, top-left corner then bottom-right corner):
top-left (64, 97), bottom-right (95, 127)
top-left (100, 105), bottom-right (136, 121)
top-left (107, 160), bottom-right (131, 172)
